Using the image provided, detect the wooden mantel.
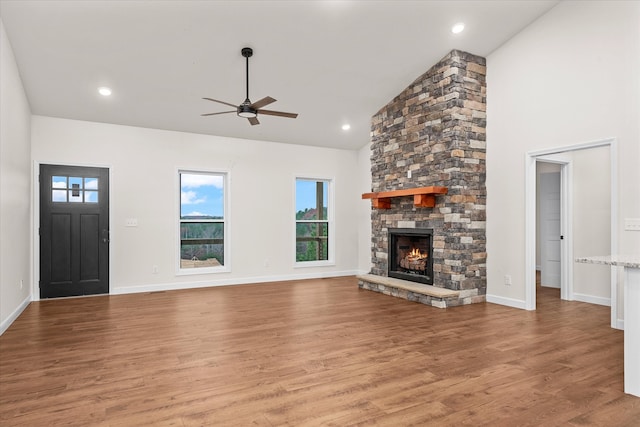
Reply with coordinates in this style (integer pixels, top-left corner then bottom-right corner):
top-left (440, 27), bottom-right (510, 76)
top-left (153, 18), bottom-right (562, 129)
top-left (362, 186), bottom-right (448, 209)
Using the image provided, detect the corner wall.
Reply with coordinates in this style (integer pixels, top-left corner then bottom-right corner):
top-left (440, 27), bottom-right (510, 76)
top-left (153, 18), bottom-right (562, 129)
top-left (0, 20), bottom-right (32, 333)
top-left (486, 1), bottom-right (640, 315)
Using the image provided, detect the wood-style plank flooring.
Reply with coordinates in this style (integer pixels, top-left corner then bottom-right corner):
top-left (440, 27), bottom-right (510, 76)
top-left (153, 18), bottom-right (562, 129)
top-left (1, 276), bottom-right (639, 426)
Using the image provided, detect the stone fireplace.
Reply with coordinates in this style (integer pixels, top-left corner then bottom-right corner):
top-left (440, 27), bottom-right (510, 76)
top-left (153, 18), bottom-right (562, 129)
top-left (358, 49), bottom-right (487, 308)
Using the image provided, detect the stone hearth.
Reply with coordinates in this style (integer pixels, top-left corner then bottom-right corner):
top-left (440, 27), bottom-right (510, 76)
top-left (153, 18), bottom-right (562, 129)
top-left (362, 49), bottom-right (487, 307)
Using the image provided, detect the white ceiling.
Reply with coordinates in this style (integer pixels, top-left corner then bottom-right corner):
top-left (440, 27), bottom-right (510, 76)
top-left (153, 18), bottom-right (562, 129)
top-left (0, 0), bottom-right (559, 150)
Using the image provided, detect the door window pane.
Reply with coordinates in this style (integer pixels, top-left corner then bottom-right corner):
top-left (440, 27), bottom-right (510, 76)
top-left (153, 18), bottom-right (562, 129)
top-left (69, 177), bottom-right (83, 189)
top-left (85, 191), bottom-right (99, 203)
top-left (85, 178), bottom-right (99, 190)
top-left (69, 190), bottom-right (83, 203)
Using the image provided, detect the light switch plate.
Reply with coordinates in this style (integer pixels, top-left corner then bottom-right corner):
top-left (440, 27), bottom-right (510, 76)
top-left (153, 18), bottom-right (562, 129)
top-left (624, 218), bottom-right (640, 231)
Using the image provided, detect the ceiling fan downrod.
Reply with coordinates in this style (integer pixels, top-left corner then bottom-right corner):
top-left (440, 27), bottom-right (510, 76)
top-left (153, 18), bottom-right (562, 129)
top-left (241, 47), bottom-right (253, 103)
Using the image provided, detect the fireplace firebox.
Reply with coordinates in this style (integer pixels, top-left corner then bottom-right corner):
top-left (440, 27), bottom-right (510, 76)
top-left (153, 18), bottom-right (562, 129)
top-left (388, 228), bottom-right (434, 285)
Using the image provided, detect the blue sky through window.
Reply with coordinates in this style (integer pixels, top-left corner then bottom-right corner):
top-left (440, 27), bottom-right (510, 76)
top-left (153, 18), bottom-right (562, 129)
top-left (180, 173), bottom-right (224, 218)
top-left (296, 179), bottom-right (328, 213)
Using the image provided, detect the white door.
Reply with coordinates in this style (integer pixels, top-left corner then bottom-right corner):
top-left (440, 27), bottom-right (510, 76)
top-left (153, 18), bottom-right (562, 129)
top-left (540, 172), bottom-right (561, 288)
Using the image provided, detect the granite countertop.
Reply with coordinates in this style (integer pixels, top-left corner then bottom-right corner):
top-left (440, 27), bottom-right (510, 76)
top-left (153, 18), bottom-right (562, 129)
top-left (575, 255), bottom-right (640, 269)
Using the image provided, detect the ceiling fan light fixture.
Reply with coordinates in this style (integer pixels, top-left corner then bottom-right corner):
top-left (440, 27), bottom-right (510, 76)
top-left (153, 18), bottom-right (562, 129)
top-left (237, 104), bottom-right (257, 118)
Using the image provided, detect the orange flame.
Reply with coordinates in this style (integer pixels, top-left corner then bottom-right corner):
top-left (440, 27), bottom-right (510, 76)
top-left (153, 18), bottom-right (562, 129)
top-left (407, 248), bottom-right (427, 259)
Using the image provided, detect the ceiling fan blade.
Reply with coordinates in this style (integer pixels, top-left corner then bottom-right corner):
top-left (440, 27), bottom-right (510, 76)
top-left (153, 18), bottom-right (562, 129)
top-left (248, 117), bottom-right (260, 126)
top-left (201, 110), bottom-right (236, 116)
top-left (258, 109), bottom-right (298, 119)
top-left (202, 97), bottom-right (238, 108)
top-left (250, 96), bottom-right (276, 109)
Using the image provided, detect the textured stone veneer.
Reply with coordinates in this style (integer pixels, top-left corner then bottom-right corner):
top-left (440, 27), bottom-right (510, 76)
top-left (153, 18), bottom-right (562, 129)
top-left (368, 49), bottom-right (487, 304)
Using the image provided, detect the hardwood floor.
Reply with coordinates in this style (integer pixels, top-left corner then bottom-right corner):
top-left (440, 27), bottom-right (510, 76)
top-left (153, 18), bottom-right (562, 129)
top-left (1, 277), bottom-right (639, 426)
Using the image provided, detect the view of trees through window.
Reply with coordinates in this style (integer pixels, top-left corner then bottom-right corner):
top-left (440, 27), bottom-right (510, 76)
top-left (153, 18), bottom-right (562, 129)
top-left (179, 172), bottom-right (225, 269)
top-left (296, 179), bottom-right (329, 262)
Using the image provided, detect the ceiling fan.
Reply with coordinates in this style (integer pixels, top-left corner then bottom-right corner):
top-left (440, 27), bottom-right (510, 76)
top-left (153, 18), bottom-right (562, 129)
top-left (202, 47), bottom-right (298, 126)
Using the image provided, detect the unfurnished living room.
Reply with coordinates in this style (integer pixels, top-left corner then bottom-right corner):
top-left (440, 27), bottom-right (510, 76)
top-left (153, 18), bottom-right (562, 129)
top-left (1, 1), bottom-right (639, 425)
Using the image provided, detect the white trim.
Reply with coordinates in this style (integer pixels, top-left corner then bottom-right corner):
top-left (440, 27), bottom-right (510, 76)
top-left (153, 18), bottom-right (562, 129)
top-left (0, 295), bottom-right (30, 335)
top-left (525, 154), bottom-right (537, 310)
top-left (111, 270), bottom-right (360, 295)
top-left (486, 294), bottom-right (527, 310)
top-left (573, 293), bottom-right (611, 307)
top-left (609, 141), bottom-right (619, 329)
top-left (525, 137), bottom-right (618, 328)
top-left (527, 138), bottom-right (616, 157)
top-left (564, 161), bottom-right (574, 301)
top-left (32, 161), bottom-right (113, 301)
top-left (175, 168), bottom-right (231, 275)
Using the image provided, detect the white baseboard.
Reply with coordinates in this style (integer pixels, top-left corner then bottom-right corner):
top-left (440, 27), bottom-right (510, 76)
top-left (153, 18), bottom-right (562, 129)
top-left (572, 293), bottom-right (610, 307)
top-left (0, 295), bottom-right (31, 336)
top-left (111, 270), bottom-right (361, 295)
top-left (486, 294), bottom-right (527, 310)
top-left (616, 319), bottom-right (624, 330)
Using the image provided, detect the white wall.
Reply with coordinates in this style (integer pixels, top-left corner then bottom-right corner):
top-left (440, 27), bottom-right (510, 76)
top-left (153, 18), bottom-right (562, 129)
top-left (357, 141), bottom-right (372, 274)
top-left (31, 116), bottom-right (361, 295)
top-left (486, 1), bottom-right (640, 315)
top-left (0, 20), bottom-right (32, 333)
top-left (572, 146), bottom-right (611, 304)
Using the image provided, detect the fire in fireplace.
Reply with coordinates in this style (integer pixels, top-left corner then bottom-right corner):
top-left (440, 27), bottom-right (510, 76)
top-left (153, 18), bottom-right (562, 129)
top-left (388, 228), bottom-right (434, 285)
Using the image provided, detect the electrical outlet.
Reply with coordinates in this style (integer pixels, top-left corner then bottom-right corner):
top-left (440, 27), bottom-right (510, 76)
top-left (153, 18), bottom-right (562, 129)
top-left (407, 170), bottom-right (412, 178)
top-left (504, 275), bottom-right (512, 286)
top-left (125, 218), bottom-right (138, 227)
top-left (19, 279), bottom-right (23, 289)
top-left (152, 265), bottom-right (159, 274)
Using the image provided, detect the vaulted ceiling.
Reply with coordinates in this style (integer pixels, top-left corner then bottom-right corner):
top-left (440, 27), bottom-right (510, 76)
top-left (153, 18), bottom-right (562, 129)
top-left (0, 0), bottom-right (559, 150)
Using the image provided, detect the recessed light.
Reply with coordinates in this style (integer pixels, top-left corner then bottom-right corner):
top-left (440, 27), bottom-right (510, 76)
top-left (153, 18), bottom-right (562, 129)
top-left (342, 124), bottom-right (351, 131)
top-left (451, 23), bottom-right (465, 34)
top-left (98, 87), bottom-right (112, 96)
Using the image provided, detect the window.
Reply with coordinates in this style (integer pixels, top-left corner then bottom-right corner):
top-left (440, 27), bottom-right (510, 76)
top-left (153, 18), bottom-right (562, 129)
top-left (179, 171), bottom-right (227, 272)
top-left (52, 176), bottom-right (99, 203)
top-left (295, 178), bottom-right (333, 264)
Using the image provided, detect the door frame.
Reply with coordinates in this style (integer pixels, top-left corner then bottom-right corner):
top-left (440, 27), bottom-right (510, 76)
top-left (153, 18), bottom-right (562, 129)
top-left (32, 161), bottom-right (113, 301)
top-left (525, 137), bottom-right (619, 328)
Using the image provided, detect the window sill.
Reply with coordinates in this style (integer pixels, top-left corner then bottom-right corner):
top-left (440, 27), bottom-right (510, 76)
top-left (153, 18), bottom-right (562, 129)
top-left (294, 260), bottom-right (335, 268)
top-left (176, 266), bottom-right (230, 276)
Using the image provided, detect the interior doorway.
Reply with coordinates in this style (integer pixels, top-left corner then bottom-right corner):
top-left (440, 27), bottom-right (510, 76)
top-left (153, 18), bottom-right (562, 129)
top-left (537, 165), bottom-right (562, 290)
top-left (526, 138), bottom-right (618, 328)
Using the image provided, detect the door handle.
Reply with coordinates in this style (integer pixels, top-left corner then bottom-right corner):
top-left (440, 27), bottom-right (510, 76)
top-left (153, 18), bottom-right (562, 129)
top-left (102, 229), bottom-right (110, 244)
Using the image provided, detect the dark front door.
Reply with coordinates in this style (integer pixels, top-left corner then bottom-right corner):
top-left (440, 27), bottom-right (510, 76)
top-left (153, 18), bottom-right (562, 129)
top-left (40, 164), bottom-right (109, 298)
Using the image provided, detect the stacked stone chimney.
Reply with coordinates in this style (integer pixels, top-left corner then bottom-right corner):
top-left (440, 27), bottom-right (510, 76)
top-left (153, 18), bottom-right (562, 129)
top-left (368, 50), bottom-right (487, 304)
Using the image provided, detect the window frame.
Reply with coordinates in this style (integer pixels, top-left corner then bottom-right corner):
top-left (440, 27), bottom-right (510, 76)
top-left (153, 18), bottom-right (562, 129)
top-left (294, 176), bottom-right (335, 267)
top-left (176, 169), bottom-right (230, 275)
